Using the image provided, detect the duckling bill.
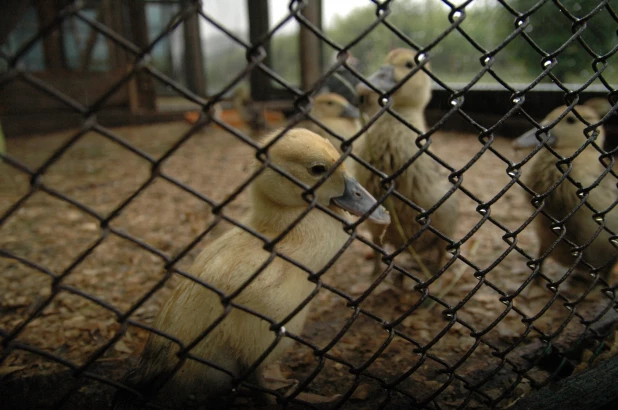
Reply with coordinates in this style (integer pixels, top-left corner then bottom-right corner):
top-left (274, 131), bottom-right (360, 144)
top-left (332, 175), bottom-right (390, 224)
top-left (114, 128), bottom-right (388, 409)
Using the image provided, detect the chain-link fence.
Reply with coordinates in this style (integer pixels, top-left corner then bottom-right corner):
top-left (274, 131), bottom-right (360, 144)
top-left (1, 0), bottom-right (618, 409)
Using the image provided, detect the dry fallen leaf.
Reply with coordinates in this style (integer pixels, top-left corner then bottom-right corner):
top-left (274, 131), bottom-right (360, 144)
top-left (297, 392), bottom-right (342, 404)
top-left (261, 363), bottom-right (296, 391)
top-left (113, 340), bottom-right (133, 354)
top-left (348, 282), bottom-right (372, 295)
top-left (0, 365), bottom-right (27, 379)
top-left (351, 383), bottom-right (371, 400)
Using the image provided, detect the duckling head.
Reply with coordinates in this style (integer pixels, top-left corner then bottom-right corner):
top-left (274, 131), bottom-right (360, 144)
top-left (254, 128), bottom-right (390, 224)
top-left (311, 93), bottom-right (360, 120)
top-left (356, 48), bottom-right (432, 109)
top-left (513, 105), bottom-right (605, 150)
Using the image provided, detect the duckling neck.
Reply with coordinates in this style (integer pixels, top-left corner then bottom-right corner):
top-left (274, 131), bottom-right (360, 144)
top-left (556, 135), bottom-right (606, 158)
top-left (389, 105), bottom-right (428, 128)
top-left (247, 187), bottom-right (346, 242)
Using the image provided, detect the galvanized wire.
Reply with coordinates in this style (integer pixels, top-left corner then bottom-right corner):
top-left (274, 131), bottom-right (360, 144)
top-left (1, 0), bottom-right (617, 409)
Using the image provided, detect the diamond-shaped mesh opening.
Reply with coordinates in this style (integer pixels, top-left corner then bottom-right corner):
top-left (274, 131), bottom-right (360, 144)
top-left (7, 289), bottom-right (119, 365)
top-left (1, 192), bottom-right (102, 272)
top-left (1, 0), bottom-right (618, 409)
top-left (41, 130), bottom-right (153, 214)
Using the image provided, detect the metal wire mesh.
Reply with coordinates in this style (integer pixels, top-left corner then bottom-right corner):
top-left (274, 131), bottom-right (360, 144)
top-left (1, 0), bottom-right (618, 409)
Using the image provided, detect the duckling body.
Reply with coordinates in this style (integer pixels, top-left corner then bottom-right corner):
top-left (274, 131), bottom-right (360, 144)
top-left (584, 97), bottom-right (613, 119)
top-left (132, 208), bottom-right (346, 405)
top-left (354, 49), bottom-right (459, 276)
top-left (298, 93), bottom-right (362, 156)
top-left (514, 105), bottom-right (617, 277)
top-left (115, 129), bottom-right (389, 408)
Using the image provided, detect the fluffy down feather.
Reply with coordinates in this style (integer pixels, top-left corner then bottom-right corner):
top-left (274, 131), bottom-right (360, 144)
top-left (114, 128), bottom-right (389, 408)
top-left (514, 105), bottom-right (617, 278)
top-left (354, 48), bottom-right (459, 278)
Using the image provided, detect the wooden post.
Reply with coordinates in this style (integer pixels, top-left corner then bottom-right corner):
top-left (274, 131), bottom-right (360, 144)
top-left (299, 0), bottom-right (322, 91)
top-left (34, 0), bottom-right (66, 71)
top-left (183, 1), bottom-right (206, 96)
top-left (79, 0), bottom-right (108, 72)
top-left (247, 0), bottom-right (271, 101)
top-left (101, 0), bottom-right (124, 69)
top-left (126, 0), bottom-right (156, 112)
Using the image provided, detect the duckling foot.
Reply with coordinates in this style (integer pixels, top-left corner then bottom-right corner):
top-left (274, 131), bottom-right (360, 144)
top-left (261, 363), bottom-right (298, 391)
top-left (261, 364), bottom-right (341, 404)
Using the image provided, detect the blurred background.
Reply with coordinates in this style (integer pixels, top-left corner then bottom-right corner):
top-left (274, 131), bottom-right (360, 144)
top-left (1, 0), bottom-right (616, 136)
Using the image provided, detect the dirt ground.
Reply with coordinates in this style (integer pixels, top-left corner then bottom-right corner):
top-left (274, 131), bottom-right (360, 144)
top-left (1, 120), bottom-right (617, 409)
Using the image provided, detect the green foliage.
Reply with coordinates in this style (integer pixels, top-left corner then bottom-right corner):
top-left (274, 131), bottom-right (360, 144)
top-left (271, 29), bottom-right (301, 84)
top-left (265, 0), bottom-right (617, 86)
top-left (322, 1), bottom-right (521, 83)
top-left (202, 1), bottom-right (616, 89)
top-left (325, 1), bottom-right (452, 73)
top-left (204, 34), bottom-right (247, 94)
top-left (494, 0), bottom-right (618, 82)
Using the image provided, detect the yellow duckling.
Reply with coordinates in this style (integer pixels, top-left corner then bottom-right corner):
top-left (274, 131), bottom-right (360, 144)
top-left (514, 105), bottom-right (617, 279)
top-left (354, 48), bottom-right (459, 278)
top-left (114, 129), bottom-right (389, 408)
top-left (297, 92), bottom-right (362, 154)
top-left (584, 97), bottom-right (613, 119)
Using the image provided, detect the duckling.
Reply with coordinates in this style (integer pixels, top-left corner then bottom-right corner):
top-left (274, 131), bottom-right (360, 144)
top-left (513, 105), bottom-right (617, 279)
top-left (584, 97), bottom-right (617, 153)
top-left (114, 129), bottom-right (390, 409)
top-left (297, 93), bottom-right (362, 155)
top-left (354, 48), bottom-right (459, 280)
top-left (232, 86), bottom-right (268, 138)
top-left (320, 64), bottom-right (362, 107)
top-left (584, 97), bottom-right (614, 119)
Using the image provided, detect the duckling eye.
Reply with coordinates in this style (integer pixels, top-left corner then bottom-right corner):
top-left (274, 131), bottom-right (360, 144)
top-left (309, 163), bottom-right (328, 176)
top-left (566, 116), bottom-right (577, 124)
top-left (405, 61), bottom-right (415, 69)
top-left (326, 101), bottom-right (334, 106)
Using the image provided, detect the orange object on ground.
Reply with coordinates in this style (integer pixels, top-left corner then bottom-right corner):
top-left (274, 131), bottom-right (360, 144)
top-left (183, 111), bottom-right (200, 124)
top-left (184, 109), bottom-right (284, 127)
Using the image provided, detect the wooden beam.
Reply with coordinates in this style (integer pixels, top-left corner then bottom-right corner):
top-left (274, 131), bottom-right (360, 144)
top-left (0, 105), bottom-right (187, 138)
top-left (183, 1), bottom-right (206, 96)
top-left (0, 68), bottom-right (129, 114)
top-left (299, 0), bottom-right (322, 91)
